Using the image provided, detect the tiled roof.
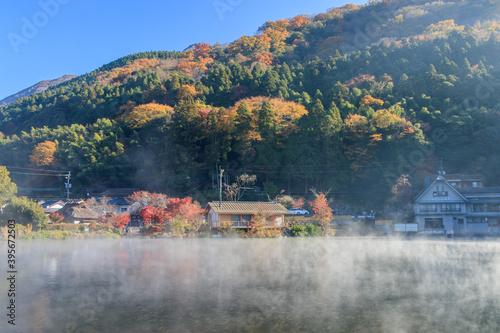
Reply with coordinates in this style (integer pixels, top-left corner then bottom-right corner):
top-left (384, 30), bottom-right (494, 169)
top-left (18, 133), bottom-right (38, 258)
top-left (458, 187), bottom-right (500, 195)
top-left (207, 201), bottom-right (290, 215)
top-left (107, 198), bottom-right (131, 205)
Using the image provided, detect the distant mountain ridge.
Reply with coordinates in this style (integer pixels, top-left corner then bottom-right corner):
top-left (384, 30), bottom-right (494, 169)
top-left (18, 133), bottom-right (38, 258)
top-left (0, 74), bottom-right (77, 107)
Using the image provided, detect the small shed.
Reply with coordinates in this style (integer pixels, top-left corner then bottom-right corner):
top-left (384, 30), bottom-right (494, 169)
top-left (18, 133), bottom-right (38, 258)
top-left (205, 201), bottom-right (290, 228)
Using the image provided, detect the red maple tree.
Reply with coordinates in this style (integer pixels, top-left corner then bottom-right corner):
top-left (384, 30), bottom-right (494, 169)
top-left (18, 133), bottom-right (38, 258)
top-left (139, 206), bottom-right (167, 225)
top-left (48, 212), bottom-right (64, 223)
top-left (310, 191), bottom-right (333, 227)
top-left (165, 197), bottom-right (203, 223)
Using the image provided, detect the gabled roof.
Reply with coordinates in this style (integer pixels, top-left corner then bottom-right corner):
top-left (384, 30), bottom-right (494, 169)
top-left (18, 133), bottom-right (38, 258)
top-left (206, 201), bottom-right (290, 215)
top-left (414, 176), bottom-right (468, 202)
top-left (40, 200), bottom-right (65, 209)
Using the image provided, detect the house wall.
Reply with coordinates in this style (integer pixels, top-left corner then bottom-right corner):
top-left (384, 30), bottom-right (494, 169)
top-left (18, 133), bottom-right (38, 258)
top-left (207, 211), bottom-right (283, 228)
top-left (466, 223), bottom-right (489, 235)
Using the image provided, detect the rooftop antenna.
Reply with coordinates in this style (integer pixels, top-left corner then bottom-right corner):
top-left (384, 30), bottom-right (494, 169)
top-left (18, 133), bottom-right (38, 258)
top-left (438, 158), bottom-right (446, 175)
top-left (219, 166), bottom-right (224, 208)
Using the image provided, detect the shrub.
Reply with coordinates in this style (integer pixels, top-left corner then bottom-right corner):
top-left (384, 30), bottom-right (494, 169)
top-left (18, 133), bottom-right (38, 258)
top-left (305, 223), bottom-right (323, 236)
top-left (46, 223), bottom-right (79, 232)
top-left (290, 224), bottom-right (307, 237)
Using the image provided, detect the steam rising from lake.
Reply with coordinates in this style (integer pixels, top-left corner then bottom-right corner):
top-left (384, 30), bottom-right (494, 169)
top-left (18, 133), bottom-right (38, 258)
top-left (2, 238), bottom-right (500, 332)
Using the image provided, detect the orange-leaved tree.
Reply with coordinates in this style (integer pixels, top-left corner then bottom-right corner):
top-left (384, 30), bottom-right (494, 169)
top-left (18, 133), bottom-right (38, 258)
top-left (30, 141), bottom-right (57, 166)
top-left (292, 197), bottom-right (305, 208)
top-left (310, 189), bottom-right (332, 228)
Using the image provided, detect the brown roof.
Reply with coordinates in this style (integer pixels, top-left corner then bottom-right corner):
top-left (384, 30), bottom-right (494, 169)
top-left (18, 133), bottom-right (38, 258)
top-left (206, 201), bottom-right (290, 215)
top-left (58, 202), bottom-right (100, 220)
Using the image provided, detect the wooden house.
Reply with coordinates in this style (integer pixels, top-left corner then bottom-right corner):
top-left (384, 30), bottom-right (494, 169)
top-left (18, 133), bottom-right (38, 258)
top-left (205, 201), bottom-right (290, 228)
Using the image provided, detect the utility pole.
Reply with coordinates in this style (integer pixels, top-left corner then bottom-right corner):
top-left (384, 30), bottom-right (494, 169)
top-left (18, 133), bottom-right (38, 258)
top-left (65, 171), bottom-right (71, 200)
top-left (219, 166), bottom-right (224, 208)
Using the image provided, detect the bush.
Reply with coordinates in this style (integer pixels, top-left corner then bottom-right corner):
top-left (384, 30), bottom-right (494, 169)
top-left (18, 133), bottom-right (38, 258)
top-left (290, 224), bottom-right (307, 237)
top-left (46, 223), bottom-right (79, 232)
top-left (245, 227), bottom-right (282, 238)
top-left (289, 223), bottom-right (324, 237)
top-left (0, 197), bottom-right (48, 227)
top-left (305, 223), bottom-right (323, 236)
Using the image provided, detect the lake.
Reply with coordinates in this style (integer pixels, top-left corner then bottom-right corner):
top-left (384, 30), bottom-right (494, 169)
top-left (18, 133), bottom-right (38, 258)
top-left (1, 238), bottom-right (500, 332)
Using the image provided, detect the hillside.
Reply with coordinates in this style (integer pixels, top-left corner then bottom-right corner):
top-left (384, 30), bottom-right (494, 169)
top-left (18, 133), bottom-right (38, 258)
top-left (0, 75), bottom-right (77, 107)
top-left (1, 0), bottom-right (500, 212)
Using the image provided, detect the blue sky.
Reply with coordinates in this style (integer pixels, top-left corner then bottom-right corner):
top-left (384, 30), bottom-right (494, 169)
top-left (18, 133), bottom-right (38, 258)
top-left (1, 0), bottom-right (365, 100)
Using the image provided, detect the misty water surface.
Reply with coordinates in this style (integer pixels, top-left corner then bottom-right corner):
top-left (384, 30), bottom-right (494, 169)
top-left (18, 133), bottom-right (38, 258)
top-left (1, 238), bottom-right (500, 333)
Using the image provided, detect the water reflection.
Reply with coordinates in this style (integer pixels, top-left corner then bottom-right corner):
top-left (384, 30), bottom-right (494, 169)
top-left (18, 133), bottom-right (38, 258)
top-left (1, 239), bottom-right (500, 332)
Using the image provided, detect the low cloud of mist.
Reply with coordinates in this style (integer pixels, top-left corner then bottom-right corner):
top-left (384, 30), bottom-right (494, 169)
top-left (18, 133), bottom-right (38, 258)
top-left (2, 239), bottom-right (500, 332)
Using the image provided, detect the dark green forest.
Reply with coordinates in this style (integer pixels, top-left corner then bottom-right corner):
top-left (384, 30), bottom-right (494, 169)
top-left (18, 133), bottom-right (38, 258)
top-left (1, 0), bottom-right (500, 212)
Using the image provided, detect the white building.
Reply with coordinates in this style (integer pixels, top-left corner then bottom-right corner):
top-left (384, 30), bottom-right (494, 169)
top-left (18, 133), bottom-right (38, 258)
top-left (413, 176), bottom-right (500, 236)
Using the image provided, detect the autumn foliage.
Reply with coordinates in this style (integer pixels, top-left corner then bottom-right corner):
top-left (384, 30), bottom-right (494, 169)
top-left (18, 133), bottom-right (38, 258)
top-left (292, 197), bottom-right (305, 208)
top-left (133, 192), bottom-right (203, 227)
top-left (30, 141), bottom-right (57, 166)
top-left (139, 206), bottom-right (167, 225)
top-left (176, 43), bottom-right (214, 75)
top-left (310, 191), bottom-right (332, 227)
top-left (360, 95), bottom-right (385, 107)
top-left (229, 97), bottom-right (308, 141)
top-left (97, 58), bottom-right (160, 84)
top-left (98, 213), bottom-right (130, 229)
top-left (124, 103), bottom-right (174, 128)
top-left (48, 212), bottom-right (64, 223)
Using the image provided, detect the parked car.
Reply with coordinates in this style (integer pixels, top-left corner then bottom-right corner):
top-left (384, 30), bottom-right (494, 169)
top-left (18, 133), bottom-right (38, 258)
top-left (289, 208), bottom-right (309, 215)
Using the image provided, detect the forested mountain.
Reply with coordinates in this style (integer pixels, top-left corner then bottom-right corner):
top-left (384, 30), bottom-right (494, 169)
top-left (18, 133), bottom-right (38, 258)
top-left (1, 0), bottom-right (500, 212)
top-left (0, 75), bottom-right (77, 107)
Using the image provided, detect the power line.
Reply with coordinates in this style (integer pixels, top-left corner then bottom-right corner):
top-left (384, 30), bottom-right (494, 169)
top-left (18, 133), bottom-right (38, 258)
top-left (3, 165), bottom-right (70, 173)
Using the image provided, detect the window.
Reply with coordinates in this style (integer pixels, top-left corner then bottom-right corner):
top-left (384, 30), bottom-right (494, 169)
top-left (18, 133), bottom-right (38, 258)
top-left (120, 207), bottom-right (127, 213)
top-left (433, 185), bottom-right (448, 197)
top-left (472, 204), bottom-right (500, 213)
top-left (231, 214), bottom-right (252, 227)
top-left (420, 204), bottom-right (437, 213)
top-left (276, 216), bottom-right (283, 227)
top-left (488, 218), bottom-right (500, 226)
top-left (425, 218), bottom-right (444, 229)
top-left (468, 217), bottom-right (488, 223)
top-left (441, 204), bottom-right (461, 212)
top-left (472, 182), bottom-right (478, 188)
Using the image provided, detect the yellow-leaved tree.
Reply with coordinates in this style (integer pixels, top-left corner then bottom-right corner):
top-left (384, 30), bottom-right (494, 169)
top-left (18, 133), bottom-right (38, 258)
top-left (29, 141), bottom-right (57, 166)
top-left (124, 103), bottom-right (174, 128)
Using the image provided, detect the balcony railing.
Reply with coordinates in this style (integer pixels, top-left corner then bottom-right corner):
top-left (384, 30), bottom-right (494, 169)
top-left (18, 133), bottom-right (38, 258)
top-left (442, 208), bottom-right (461, 212)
